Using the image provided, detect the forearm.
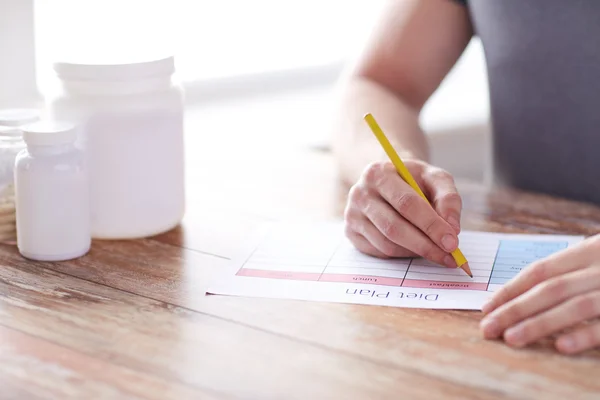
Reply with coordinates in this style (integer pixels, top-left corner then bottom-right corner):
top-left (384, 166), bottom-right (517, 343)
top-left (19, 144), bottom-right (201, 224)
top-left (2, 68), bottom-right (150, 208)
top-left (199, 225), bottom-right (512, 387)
top-left (331, 76), bottom-right (429, 185)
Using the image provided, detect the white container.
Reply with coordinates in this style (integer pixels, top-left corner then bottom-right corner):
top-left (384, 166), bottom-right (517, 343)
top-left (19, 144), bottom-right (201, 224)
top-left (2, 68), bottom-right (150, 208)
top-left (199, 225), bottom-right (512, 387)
top-left (14, 121), bottom-right (90, 261)
top-left (45, 56), bottom-right (185, 239)
top-left (0, 109), bottom-right (39, 191)
top-left (0, 109), bottom-right (40, 243)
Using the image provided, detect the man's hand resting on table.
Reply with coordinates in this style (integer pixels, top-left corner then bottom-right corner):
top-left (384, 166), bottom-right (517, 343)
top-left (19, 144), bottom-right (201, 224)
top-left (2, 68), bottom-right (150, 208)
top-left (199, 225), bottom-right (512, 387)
top-left (481, 236), bottom-right (600, 354)
top-left (343, 158), bottom-right (462, 268)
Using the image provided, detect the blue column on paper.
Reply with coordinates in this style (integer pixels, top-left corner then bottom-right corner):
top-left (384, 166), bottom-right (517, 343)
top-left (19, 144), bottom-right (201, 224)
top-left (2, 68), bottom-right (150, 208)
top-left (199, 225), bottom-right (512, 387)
top-left (489, 240), bottom-right (568, 285)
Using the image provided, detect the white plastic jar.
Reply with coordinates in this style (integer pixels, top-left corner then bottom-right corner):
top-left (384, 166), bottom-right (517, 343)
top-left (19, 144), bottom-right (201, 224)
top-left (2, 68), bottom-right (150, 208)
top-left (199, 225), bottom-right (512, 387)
top-left (15, 121), bottom-right (90, 261)
top-left (45, 56), bottom-right (185, 239)
top-left (0, 109), bottom-right (39, 192)
top-left (0, 109), bottom-right (40, 243)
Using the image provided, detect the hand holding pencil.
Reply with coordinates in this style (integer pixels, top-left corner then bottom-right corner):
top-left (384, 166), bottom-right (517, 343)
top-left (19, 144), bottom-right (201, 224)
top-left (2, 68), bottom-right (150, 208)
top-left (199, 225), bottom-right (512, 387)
top-left (343, 113), bottom-right (472, 277)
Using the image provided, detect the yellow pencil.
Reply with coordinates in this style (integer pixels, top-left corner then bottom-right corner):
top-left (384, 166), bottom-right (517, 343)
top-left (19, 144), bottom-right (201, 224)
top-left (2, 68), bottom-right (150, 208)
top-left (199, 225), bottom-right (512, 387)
top-left (363, 113), bottom-right (472, 278)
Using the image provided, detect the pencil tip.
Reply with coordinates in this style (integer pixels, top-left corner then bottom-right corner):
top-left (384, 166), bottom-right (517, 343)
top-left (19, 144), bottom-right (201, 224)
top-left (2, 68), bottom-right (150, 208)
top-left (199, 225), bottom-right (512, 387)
top-left (461, 263), bottom-right (473, 278)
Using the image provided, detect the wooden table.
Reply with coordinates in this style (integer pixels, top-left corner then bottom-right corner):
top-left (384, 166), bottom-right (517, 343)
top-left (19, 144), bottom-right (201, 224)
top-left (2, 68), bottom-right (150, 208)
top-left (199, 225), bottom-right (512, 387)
top-left (1, 130), bottom-right (600, 399)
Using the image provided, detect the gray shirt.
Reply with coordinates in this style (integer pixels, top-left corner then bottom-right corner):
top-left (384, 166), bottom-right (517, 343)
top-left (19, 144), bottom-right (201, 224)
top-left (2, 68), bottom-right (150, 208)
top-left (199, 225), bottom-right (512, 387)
top-left (458, 0), bottom-right (600, 205)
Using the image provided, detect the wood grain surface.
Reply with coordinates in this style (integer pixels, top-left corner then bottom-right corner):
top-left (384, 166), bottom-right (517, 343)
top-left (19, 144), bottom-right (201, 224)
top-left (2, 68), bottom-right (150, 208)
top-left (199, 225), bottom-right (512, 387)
top-left (1, 124), bottom-right (600, 399)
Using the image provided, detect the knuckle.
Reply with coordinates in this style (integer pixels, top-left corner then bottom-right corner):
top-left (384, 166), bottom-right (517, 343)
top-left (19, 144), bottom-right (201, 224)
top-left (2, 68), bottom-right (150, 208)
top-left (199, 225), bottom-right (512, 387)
top-left (502, 305), bottom-right (525, 325)
top-left (527, 261), bottom-right (549, 283)
top-left (531, 317), bottom-right (548, 335)
top-left (343, 205), bottom-right (352, 221)
top-left (347, 185), bottom-right (358, 203)
top-left (423, 217), bottom-right (440, 238)
top-left (363, 161), bottom-right (387, 184)
top-left (574, 293), bottom-right (600, 317)
top-left (539, 278), bottom-right (568, 299)
top-left (426, 167), bottom-right (453, 182)
top-left (348, 184), bottom-right (361, 201)
top-left (345, 215), bottom-right (364, 237)
top-left (348, 185), bottom-right (369, 209)
top-left (343, 222), bottom-right (354, 239)
top-left (380, 220), bottom-right (398, 240)
top-left (439, 192), bottom-right (462, 208)
top-left (343, 201), bottom-right (359, 221)
top-left (405, 159), bottom-right (427, 173)
top-left (361, 199), bottom-right (377, 217)
top-left (382, 161), bottom-right (398, 174)
top-left (395, 192), bottom-right (419, 215)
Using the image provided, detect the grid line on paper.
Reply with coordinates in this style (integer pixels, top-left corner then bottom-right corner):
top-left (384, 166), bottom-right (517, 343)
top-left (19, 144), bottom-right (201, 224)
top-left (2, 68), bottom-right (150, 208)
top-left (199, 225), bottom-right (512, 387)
top-left (407, 266), bottom-right (495, 273)
top-left (325, 259), bottom-right (417, 267)
top-left (399, 257), bottom-right (412, 286)
top-left (486, 241), bottom-right (503, 291)
top-left (317, 240), bottom-right (344, 281)
top-left (312, 263), bottom-right (486, 272)
top-left (399, 270), bottom-right (488, 278)
top-left (236, 240), bottom-right (264, 276)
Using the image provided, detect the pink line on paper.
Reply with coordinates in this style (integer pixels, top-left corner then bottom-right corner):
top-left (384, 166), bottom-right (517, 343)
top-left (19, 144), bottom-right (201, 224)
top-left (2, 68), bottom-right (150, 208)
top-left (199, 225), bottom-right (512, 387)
top-left (402, 279), bottom-right (487, 291)
top-left (237, 268), bottom-right (321, 281)
top-left (319, 274), bottom-right (404, 287)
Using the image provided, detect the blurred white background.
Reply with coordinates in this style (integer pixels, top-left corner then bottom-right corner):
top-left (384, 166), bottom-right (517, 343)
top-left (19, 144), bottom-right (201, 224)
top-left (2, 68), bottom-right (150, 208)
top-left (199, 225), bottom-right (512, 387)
top-left (1, 0), bottom-right (491, 182)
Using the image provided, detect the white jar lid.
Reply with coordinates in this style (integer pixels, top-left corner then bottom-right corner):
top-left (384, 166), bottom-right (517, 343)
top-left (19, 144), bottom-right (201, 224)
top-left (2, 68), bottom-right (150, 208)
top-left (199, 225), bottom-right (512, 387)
top-left (0, 108), bottom-right (40, 127)
top-left (53, 56), bottom-right (175, 82)
top-left (21, 121), bottom-right (77, 146)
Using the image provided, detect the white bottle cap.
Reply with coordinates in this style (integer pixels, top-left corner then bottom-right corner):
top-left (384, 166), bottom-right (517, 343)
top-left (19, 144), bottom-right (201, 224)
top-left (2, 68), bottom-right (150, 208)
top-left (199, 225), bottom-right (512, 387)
top-left (0, 108), bottom-right (40, 127)
top-left (21, 121), bottom-right (77, 146)
top-left (53, 56), bottom-right (175, 82)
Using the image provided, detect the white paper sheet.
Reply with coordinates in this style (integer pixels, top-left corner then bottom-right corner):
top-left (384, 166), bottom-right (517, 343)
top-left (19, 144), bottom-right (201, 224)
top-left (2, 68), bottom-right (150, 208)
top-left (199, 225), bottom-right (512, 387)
top-left (207, 222), bottom-right (584, 310)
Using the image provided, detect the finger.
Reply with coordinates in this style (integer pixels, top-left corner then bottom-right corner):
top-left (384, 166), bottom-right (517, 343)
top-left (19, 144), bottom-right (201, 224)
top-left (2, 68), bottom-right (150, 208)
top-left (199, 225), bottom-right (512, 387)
top-left (348, 214), bottom-right (410, 258)
top-left (345, 230), bottom-right (388, 258)
top-left (371, 169), bottom-right (459, 254)
top-left (360, 195), bottom-right (456, 268)
top-left (421, 167), bottom-right (462, 233)
top-left (500, 291), bottom-right (600, 347)
top-left (556, 319), bottom-right (600, 355)
top-left (481, 238), bottom-right (600, 315)
top-left (345, 189), bottom-right (412, 259)
top-left (480, 266), bottom-right (600, 339)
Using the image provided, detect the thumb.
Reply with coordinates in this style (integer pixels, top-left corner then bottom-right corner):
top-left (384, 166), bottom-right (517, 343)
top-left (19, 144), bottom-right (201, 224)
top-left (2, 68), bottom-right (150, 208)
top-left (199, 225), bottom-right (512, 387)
top-left (421, 167), bottom-right (462, 233)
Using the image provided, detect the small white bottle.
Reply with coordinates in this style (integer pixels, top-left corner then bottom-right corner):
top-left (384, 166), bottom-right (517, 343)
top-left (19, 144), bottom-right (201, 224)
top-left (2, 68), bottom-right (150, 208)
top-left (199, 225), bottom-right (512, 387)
top-left (14, 121), bottom-right (90, 261)
top-left (0, 108), bottom-right (40, 243)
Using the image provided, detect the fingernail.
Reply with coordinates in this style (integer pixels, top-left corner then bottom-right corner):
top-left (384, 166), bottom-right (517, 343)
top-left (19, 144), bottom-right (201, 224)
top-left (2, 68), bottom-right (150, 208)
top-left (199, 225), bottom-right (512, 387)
top-left (441, 234), bottom-right (457, 252)
top-left (448, 215), bottom-right (461, 232)
top-left (481, 317), bottom-right (501, 338)
top-left (504, 326), bottom-right (525, 347)
top-left (443, 255), bottom-right (456, 268)
top-left (558, 337), bottom-right (576, 353)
